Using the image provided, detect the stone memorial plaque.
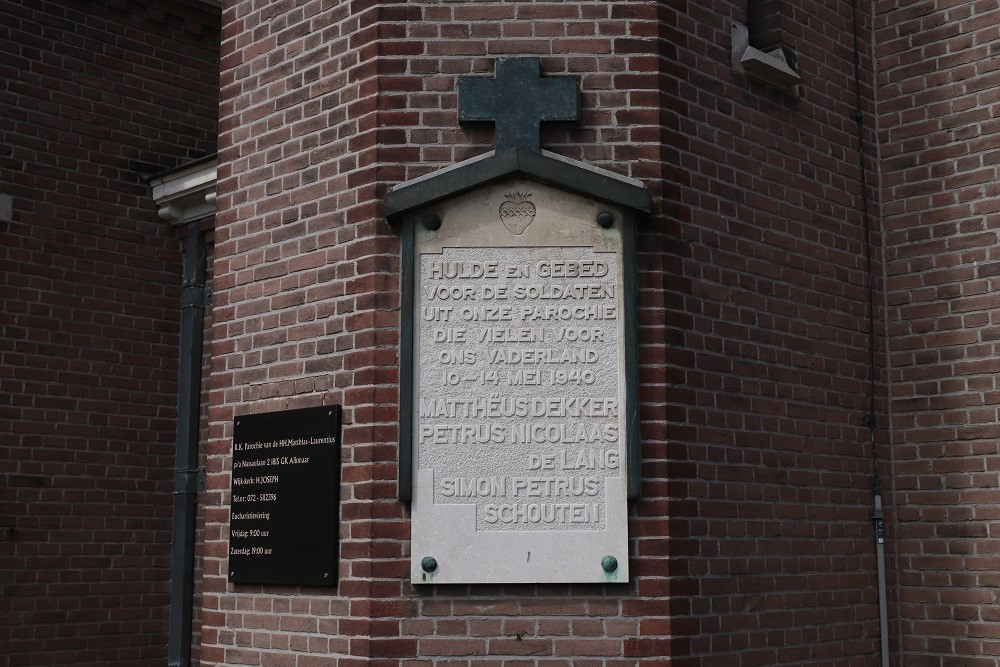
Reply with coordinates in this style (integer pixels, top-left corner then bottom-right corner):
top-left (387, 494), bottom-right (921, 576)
top-left (406, 178), bottom-right (633, 584)
top-left (228, 405), bottom-right (341, 586)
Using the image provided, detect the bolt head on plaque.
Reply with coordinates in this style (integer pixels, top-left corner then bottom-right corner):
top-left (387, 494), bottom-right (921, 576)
top-left (499, 192), bottom-right (535, 235)
top-left (422, 213), bottom-right (441, 231)
top-left (421, 556), bottom-right (438, 573)
top-left (601, 556), bottom-right (618, 573)
top-left (596, 211), bottom-right (614, 228)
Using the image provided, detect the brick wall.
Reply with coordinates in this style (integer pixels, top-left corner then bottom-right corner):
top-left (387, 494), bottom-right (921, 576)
top-left (0, 1), bottom-right (219, 664)
top-left (661, 0), bottom-right (887, 663)
top-left (19, 0), bottom-right (999, 663)
top-left (206, 1), bottom-right (888, 665)
top-left (203, 0), bottom-right (386, 662)
top-left (877, 2), bottom-right (1000, 665)
top-left (207, 1), bottom-right (667, 663)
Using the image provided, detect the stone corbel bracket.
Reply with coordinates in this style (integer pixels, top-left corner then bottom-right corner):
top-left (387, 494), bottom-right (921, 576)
top-left (150, 155), bottom-right (217, 226)
top-left (732, 20), bottom-right (801, 95)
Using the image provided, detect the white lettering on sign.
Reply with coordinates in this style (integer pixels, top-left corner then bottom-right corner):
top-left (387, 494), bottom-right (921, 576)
top-left (416, 246), bottom-right (623, 533)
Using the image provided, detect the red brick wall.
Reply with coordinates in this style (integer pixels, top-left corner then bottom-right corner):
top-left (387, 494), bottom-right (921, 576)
top-left (206, 1), bottom-right (888, 666)
top-left (661, 0), bottom-right (887, 664)
top-left (877, 2), bottom-right (1000, 665)
top-left (207, 1), bottom-right (667, 663)
top-left (205, 0), bottom-right (392, 662)
top-left (0, 1), bottom-right (219, 665)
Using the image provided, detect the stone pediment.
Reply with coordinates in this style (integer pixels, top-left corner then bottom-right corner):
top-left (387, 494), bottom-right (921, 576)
top-left (385, 148), bottom-right (651, 223)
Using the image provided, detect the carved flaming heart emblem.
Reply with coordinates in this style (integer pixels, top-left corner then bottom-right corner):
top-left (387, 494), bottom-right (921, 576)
top-left (499, 192), bottom-right (535, 235)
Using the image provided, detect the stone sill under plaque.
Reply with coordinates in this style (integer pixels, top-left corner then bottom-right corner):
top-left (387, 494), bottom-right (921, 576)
top-left (732, 20), bottom-right (801, 95)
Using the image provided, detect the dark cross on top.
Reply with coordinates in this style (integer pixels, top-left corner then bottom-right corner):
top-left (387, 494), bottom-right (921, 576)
top-left (458, 57), bottom-right (579, 153)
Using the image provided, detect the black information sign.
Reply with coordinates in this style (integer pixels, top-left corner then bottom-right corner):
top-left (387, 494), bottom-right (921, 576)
top-left (228, 405), bottom-right (341, 586)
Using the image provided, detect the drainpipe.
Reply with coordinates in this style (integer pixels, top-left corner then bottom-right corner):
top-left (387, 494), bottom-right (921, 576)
top-left (872, 471), bottom-right (890, 667)
top-left (167, 220), bottom-right (207, 667)
top-left (850, 0), bottom-right (890, 662)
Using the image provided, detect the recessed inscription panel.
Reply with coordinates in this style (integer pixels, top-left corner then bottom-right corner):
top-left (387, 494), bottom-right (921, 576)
top-left (410, 180), bottom-right (629, 584)
top-left (419, 247), bottom-right (619, 534)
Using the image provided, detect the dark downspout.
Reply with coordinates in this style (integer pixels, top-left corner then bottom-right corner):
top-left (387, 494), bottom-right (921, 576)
top-left (167, 220), bottom-right (207, 667)
top-left (849, 1), bottom-right (890, 664)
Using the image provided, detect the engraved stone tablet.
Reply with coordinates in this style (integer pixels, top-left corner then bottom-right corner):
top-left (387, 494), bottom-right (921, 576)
top-left (406, 178), bottom-right (632, 584)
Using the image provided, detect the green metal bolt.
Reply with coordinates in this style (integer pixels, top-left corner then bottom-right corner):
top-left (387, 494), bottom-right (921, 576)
top-left (601, 555), bottom-right (618, 573)
top-left (421, 556), bottom-right (438, 573)
top-left (596, 211), bottom-right (614, 228)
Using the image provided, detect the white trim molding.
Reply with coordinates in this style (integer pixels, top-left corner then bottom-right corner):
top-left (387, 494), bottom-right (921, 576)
top-left (150, 156), bottom-right (217, 226)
